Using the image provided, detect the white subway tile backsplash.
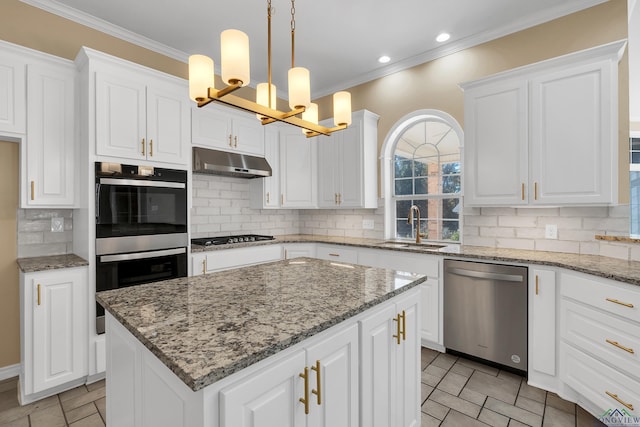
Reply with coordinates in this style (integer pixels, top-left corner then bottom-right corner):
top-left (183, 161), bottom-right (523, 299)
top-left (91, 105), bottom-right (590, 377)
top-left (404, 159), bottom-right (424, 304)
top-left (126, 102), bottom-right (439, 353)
top-left (599, 243), bottom-right (630, 260)
top-left (497, 238), bottom-right (535, 250)
top-left (498, 215), bottom-right (537, 228)
top-left (560, 206), bottom-right (608, 218)
top-left (464, 215), bottom-right (498, 227)
top-left (479, 227), bottom-right (516, 238)
top-left (17, 209), bottom-right (73, 258)
top-left (534, 239), bottom-right (580, 253)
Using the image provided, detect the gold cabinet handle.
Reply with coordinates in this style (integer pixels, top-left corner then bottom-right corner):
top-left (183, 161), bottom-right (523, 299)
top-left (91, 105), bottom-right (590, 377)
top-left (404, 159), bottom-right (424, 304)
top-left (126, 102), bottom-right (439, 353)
top-left (149, 139), bottom-right (153, 156)
top-left (201, 259), bottom-right (206, 275)
top-left (284, 249), bottom-right (288, 259)
top-left (606, 298), bottom-right (634, 308)
top-left (606, 391), bottom-right (634, 411)
top-left (299, 367), bottom-right (310, 414)
top-left (266, 192), bottom-right (270, 203)
top-left (401, 310), bottom-right (406, 341)
top-left (521, 183), bottom-right (525, 201)
top-left (334, 193), bottom-right (338, 205)
top-left (535, 275), bottom-right (539, 296)
top-left (30, 181), bottom-right (35, 201)
top-left (37, 284), bottom-right (41, 306)
top-left (328, 253), bottom-right (340, 257)
top-left (393, 313), bottom-right (402, 345)
top-left (234, 136), bottom-right (238, 148)
top-left (606, 339), bottom-right (635, 354)
top-left (338, 193), bottom-right (342, 205)
top-left (281, 194), bottom-right (284, 205)
top-left (311, 360), bottom-right (321, 405)
top-left (229, 134), bottom-right (233, 147)
top-left (141, 138), bottom-right (145, 155)
top-left (534, 182), bottom-right (538, 200)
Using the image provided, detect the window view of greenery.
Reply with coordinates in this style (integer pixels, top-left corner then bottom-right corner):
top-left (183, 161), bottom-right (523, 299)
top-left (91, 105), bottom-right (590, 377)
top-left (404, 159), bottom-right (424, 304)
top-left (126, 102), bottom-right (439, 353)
top-left (630, 136), bottom-right (640, 237)
top-left (393, 119), bottom-right (461, 242)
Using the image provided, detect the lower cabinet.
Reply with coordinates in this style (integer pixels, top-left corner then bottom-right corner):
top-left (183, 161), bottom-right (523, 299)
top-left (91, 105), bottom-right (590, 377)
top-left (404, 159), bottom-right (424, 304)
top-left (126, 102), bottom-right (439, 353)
top-left (528, 268), bottom-right (557, 391)
top-left (283, 243), bottom-right (317, 260)
top-left (360, 288), bottom-right (420, 427)
top-left (315, 244), bottom-right (358, 264)
top-left (220, 324), bottom-right (359, 427)
top-left (20, 267), bottom-right (88, 403)
top-left (191, 245), bottom-right (283, 276)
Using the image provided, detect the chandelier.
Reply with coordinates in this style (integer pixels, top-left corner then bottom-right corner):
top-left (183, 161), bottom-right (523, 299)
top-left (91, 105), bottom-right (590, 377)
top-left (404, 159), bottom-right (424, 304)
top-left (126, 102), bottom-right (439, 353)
top-left (188, 0), bottom-right (352, 137)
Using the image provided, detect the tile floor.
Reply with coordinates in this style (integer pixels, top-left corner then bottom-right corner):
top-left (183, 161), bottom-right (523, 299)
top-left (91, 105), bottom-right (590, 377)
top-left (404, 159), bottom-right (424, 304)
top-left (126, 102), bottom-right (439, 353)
top-left (0, 348), bottom-right (606, 426)
top-left (420, 347), bottom-right (606, 427)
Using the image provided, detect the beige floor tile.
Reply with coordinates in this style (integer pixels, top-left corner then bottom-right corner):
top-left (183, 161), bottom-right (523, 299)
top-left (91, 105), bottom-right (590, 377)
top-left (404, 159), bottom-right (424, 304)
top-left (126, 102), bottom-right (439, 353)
top-left (0, 395), bottom-right (59, 425)
top-left (430, 389), bottom-right (482, 419)
top-left (94, 397), bottom-right (106, 422)
top-left (422, 399), bottom-right (450, 420)
top-left (479, 408), bottom-right (510, 427)
top-left (545, 393), bottom-right (576, 415)
top-left (421, 384), bottom-right (434, 404)
top-left (465, 370), bottom-right (521, 405)
top-left (0, 379), bottom-right (17, 395)
top-left (59, 385), bottom-right (89, 403)
top-left (542, 406), bottom-right (575, 427)
top-left (508, 420), bottom-right (529, 427)
top-left (577, 405), bottom-right (606, 427)
top-left (421, 348), bottom-right (440, 367)
top-left (86, 380), bottom-right (105, 393)
top-left (515, 395), bottom-right (545, 416)
top-left (30, 403), bottom-right (66, 427)
top-left (449, 362), bottom-right (474, 378)
top-left (431, 353), bottom-right (458, 371)
top-left (61, 388), bottom-right (106, 413)
top-left (0, 389), bottom-right (20, 414)
top-left (456, 357), bottom-right (500, 376)
top-left (436, 371), bottom-right (469, 396)
top-left (69, 412), bottom-right (105, 427)
top-left (497, 370), bottom-right (524, 387)
top-left (0, 416), bottom-right (29, 427)
top-left (65, 402), bottom-right (98, 424)
top-left (421, 412), bottom-right (441, 427)
top-left (459, 387), bottom-right (487, 406)
top-left (517, 382), bottom-right (547, 404)
top-left (485, 396), bottom-right (542, 427)
top-left (441, 409), bottom-right (490, 427)
top-left (422, 365), bottom-right (448, 387)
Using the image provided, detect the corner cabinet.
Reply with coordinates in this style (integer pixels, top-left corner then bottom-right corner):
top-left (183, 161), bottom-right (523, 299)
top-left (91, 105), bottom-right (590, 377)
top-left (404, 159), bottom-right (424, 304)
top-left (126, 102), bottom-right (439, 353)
top-left (24, 61), bottom-right (76, 207)
top-left (0, 43), bottom-right (26, 135)
top-left (317, 110), bottom-right (379, 208)
top-left (20, 267), bottom-right (88, 404)
top-left (462, 40), bottom-right (625, 206)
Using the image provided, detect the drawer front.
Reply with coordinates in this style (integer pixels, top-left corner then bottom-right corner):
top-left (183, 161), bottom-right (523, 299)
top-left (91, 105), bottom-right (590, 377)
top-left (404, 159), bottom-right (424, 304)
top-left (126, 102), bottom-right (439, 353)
top-left (316, 245), bottom-right (359, 264)
top-left (562, 299), bottom-right (640, 380)
top-left (206, 245), bottom-right (282, 272)
top-left (561, 271), bottom-right (640, 323)
top-left (561, 344), bottom-right (640, 417)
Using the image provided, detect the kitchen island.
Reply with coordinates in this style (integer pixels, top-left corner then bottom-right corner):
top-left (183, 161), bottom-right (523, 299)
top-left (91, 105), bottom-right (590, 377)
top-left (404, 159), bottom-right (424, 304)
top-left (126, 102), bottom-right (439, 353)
top-left (96, 257), bottom-right (425, 427)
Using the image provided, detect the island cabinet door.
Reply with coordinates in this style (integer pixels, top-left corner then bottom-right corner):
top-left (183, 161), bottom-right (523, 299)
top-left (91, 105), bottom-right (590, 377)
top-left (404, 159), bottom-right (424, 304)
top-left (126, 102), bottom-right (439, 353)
top-left (304, 323), bottom-right (359, 427)
top-left (219, 350), bottom-right (307, 427)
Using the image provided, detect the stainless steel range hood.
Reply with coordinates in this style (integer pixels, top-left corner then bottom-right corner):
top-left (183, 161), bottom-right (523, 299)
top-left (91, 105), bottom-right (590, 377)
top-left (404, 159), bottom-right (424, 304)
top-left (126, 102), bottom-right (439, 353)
top-left (192, 147), bottom-right (272, 179)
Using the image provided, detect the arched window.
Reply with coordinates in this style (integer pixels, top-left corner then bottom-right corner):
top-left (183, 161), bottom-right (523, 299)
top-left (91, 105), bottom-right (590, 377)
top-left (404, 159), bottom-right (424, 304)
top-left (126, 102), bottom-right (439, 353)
top-left (382, 110), bottom-right (463, 243)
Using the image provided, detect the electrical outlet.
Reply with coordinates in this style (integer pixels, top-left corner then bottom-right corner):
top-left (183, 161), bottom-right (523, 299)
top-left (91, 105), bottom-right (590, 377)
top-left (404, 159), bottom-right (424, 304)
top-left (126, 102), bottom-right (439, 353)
top-left (51, 217), bottom-right (64, 233)
top-left (362, 219), bottom-right (375, 230)
top-left (545, 224), bottom-right (558, 239)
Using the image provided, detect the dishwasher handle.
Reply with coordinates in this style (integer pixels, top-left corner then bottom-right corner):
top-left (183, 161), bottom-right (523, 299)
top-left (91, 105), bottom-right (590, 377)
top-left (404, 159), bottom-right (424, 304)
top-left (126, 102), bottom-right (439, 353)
top-left (447, 267), bottom-right (524, 283)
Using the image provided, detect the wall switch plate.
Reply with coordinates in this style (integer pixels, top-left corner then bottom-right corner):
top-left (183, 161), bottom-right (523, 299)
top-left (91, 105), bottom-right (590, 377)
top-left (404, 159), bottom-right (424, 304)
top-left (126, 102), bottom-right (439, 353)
top-left (51, 217), bottom-right (64, 233)
top-left (362, 219), bottom-right (375, 230)
top-left (545, 224), bottom-right (558, 239)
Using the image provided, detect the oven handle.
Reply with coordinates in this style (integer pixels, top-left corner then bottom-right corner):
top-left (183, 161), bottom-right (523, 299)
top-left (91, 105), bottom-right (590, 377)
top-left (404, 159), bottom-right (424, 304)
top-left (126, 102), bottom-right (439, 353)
top-left (99, 247), bottom-right (186, 263)
top-left (99, 177), bottom-right (186, 189)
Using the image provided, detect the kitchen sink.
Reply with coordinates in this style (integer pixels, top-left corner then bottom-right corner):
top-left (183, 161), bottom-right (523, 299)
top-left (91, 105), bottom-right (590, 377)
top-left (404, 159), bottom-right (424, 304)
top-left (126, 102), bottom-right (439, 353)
top-left (376, 241), bottom-right (446, 251)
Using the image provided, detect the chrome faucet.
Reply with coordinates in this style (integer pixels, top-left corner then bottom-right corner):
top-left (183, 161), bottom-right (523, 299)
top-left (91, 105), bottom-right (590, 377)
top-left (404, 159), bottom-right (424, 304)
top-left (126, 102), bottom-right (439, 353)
top-left (407, 205), bottom-right (426, 244)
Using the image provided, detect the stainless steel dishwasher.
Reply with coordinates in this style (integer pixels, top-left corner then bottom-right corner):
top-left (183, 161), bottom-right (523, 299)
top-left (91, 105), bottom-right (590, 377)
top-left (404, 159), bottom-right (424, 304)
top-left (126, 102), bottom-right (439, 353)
top-left (444, 259), bottom-right (528, 373)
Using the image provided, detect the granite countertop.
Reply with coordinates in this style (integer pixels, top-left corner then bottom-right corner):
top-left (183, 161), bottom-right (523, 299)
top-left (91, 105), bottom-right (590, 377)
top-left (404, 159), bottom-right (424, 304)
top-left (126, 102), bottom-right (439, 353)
top-left (96, 257), bottom-right (425, 392)
top-left (17, 254), bottom-right (89, 273)
top-left (192, 234), bottom-right (640, 287)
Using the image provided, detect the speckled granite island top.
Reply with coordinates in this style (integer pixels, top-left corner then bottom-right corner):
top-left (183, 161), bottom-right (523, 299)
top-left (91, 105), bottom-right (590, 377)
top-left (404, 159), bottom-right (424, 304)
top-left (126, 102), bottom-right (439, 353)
top-left (17, 254), bottom-right (89, 273)
top-left (96, 257), bottom-right (425, 391)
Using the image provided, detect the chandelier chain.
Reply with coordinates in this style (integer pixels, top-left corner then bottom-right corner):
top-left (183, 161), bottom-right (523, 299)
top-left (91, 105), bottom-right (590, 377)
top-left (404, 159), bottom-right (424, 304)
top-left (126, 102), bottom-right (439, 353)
top-left (290, 0), bottom-right (296, 68)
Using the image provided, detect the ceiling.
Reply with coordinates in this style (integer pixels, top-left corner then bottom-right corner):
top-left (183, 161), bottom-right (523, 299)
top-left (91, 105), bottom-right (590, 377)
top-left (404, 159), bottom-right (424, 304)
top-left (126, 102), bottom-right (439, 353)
top-left (23, 0), bottom-right (609, 100)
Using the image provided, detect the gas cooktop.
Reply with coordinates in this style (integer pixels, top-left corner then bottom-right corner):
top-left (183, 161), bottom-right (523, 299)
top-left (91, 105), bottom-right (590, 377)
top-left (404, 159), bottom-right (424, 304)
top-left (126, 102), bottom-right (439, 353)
top-left (191, 235), bottom-right (275, 246)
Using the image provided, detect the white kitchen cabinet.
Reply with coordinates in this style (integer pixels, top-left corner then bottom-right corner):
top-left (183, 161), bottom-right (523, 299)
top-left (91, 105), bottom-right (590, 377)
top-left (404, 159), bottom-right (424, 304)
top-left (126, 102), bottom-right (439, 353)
top-left (462, 40), bottom-right (624, 206)
top-left (528, 268), bottom-right (557, 392)
top-left (317, 110), bottom-right (379, 208)
top-left (283, 243), bottom-right (317, 259)
top-left (191, 245), bottom-right (283, 276)
top-left (192, 103), bottom-right (265, 156)
top-left (220, 324), bottom-right (358, 427)
top-left (360, 287), bottom-right (420, 427)
top-left (315, 244), bottom-right (359, 264)
top-left (95, 68), bottom-right (189, 165)
top-left (250, 125), bottom-right (280, 208)
top-left (0, 43), bottom-right (26, 135)
top-left (24, 62), bottom-right (75, 207)
top-left (20, 267), bottom-right (88, 403)
top-left (280, 127), bottom-right (318, 208)
top-left (358, 248), bottom-right (442, 350)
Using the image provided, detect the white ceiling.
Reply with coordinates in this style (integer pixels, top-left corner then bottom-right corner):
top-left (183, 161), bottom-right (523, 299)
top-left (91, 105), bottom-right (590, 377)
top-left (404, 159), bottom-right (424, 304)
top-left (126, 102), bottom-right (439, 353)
top-left (23, 0), bottom-right (609, 99)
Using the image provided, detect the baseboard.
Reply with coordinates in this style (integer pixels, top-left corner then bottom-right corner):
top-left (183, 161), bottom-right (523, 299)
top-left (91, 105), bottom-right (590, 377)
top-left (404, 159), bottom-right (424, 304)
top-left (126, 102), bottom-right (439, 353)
top-left (421, 339), bottom-right (445, 353)
top-left (0, 363), bottom-right (20, 381)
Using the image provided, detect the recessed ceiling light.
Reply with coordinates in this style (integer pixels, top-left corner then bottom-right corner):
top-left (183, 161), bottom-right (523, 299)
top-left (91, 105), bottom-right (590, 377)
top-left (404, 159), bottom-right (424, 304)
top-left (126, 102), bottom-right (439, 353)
top-left (378, 55), bottom-right (391, 64)
top-left (436, 33), bottom-right (450, 43)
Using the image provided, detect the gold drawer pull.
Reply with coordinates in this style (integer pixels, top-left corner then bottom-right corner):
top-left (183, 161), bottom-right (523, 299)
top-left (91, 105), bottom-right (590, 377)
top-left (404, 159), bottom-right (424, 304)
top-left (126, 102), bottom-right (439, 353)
top-left (535, 275), bottom-right (539, 296)
top-left (606, 339), bottom-right (635, 354)
top-left (31, 181), bottom-right (35, 201)
top-left (606, 391), bottom-right (634, 411)
top-left (228, 134), bottom-right (233, 147)
top-left (266, 192), bottom-right (270, 203)
top-left (401, 310), bottom-right (406, 341)
top-left (606, 298), bottom-right (634, 309)
top-left (299, 367), bottom-right (309, 414)
top-left (149, 139), bottom-right (153, 156)
top-left (393, 313), bottom-right (402, 345)
top-left (37, 284), bottom-right (41, 306)
top-left (521, 183), bottom-right (525, 201)
top-left (534, 182), bottom-right (538, 200)
top-left (328, 253), bottom-right (340, 257)
top-left (141, 138), bottom-right (145, 155)
top-left (311, 360), bottom-right (321, 405)
top-left (234, 136), bottom-right (238, 148)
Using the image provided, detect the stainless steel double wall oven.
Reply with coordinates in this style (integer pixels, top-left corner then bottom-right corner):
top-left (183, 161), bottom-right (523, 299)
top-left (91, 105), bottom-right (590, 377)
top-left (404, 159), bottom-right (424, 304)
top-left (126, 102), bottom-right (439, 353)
top-left (95, 162), bottom-right (188, 334)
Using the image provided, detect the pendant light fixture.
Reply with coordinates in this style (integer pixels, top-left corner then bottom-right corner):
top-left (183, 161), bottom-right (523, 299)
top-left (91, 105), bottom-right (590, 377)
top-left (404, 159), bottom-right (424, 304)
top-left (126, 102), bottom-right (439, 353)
top-left (188, 0), bottom-right (352, 137)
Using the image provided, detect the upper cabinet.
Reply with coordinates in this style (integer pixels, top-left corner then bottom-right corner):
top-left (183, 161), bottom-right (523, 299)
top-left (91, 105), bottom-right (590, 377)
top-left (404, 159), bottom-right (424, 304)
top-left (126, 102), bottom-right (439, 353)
top-left (462, 40), bottom-right (625, 207)
top-left (0, 46), bottom-right (26, 135)
top-left (280, 126), bottom-right (318, 208)
top-left (249, 126), bottom-right (280, 208)
top-left (192, 103), bottom-right (265, 156)
top-left (76, 47), bottom-right (190, 167)
top-left (24, 62), bottom-right (76, 207)
top-left (317, 110), bottom-right (379, 209)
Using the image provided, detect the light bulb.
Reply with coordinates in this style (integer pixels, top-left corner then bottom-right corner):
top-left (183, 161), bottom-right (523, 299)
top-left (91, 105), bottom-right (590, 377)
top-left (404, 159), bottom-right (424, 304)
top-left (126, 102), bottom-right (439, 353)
top-left (256, 83), bottom-right (277, 120)
top-left (188, 55), bottom-right (214, 102)
top-left (288, 67), bottom-right (311, 110)
top-left (301, 102), bottom-right (318, 135)
top-left (221, 29), bottom-right (250, 86)
top-left (333, 91), bottom-right (352, 127)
